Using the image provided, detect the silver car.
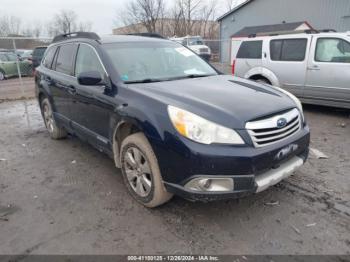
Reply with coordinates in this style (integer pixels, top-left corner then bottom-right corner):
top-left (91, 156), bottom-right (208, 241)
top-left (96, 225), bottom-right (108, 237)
top-left (231, 32), bottom-right (350, 109)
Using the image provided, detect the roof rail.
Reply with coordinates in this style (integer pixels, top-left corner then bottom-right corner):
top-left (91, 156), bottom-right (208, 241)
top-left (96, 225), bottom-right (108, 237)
top-left (126, 32), bottom-right (165, 39)
top-left (243, 29), bottom-right (319, 38)
top-left (52, 32), bottom-right (100, 43)
top-left (319, 29), bottom-right (337, 33)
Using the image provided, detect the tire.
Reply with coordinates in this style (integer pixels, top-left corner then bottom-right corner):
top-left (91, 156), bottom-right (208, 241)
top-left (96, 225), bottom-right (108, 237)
top-left (40, 98), bottom-right (67, 139)
top-left (0, 70), bottom-right (5, 81)
top-left (120, 133), bottom-right (173, 207)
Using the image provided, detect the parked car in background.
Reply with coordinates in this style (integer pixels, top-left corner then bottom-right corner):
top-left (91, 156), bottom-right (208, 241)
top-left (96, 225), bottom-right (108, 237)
top-left (171, 36), bottom-right (211, 61)
top-left (231, 31), bottom-right (350, 109)
top-left (35, 32), bottom-right (309, 207)
top-left (31, 46), bottom-right (47, 69)
top-left (15, 49), bottom-right (33, 61)
top-left (0, 52), bottom-right (32, 80)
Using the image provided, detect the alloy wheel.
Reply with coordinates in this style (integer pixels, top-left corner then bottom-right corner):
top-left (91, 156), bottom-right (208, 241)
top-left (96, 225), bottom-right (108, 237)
top-left (43, 103), bottom-right (54, 133)
top-left (124, 147), bottom-right (153, 197)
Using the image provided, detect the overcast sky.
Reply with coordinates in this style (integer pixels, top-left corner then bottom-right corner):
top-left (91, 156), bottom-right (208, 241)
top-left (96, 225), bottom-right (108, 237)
top-left (0, 0), bottom-right (244, 36)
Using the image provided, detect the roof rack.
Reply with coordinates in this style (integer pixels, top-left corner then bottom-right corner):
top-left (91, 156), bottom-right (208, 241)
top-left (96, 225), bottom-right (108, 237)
top-left (126, 32), bottom-right (165, 39)
top-left (319, 29), bottom-right (337, 33)
top-left (243, 29), bottom-right (339, 38)
top-left (52, 32), bottom-right (100, 43)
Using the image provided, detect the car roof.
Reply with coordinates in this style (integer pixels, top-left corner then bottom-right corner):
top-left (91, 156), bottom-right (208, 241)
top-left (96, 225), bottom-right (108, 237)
top-left (50, 35), bottom-right (171, 46)
top-left (238, 32), bottom-right (350, 41)
top-left (100, 35), bottom-right (170, 44)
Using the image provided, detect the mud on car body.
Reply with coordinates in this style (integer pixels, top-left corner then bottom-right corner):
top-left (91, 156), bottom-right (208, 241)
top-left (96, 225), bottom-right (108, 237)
top-left (35, 32), bottom-right (310, 207)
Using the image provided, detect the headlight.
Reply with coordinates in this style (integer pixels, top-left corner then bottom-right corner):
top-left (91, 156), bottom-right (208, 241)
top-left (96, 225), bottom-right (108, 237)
top-left (167, 106), bottom-right (245, 145)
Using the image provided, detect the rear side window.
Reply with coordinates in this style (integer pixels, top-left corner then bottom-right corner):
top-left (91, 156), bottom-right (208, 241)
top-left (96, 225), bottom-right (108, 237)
top-left (270, 39), bottom-right (307, 61)
top-left (237, 41), bottom-right (262, 59)
top-left (43, 47), bottom-right (57, 69)
top-left (55, 44), bottom-right (77, 75)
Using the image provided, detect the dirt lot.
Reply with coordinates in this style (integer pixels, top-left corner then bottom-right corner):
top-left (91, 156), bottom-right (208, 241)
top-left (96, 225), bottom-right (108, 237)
top-left (0, 98), bottom-right (349, 256)
top-left (0, 78), bottom-right (35, 101)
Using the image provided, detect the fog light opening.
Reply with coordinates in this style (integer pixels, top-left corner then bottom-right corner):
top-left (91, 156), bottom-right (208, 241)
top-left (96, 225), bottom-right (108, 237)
top-left (185, 177), bottom-right (234, 192)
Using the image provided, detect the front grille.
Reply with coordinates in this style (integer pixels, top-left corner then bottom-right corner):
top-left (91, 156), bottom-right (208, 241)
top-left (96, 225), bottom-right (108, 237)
top-left (199, 48), bottom-right (209, 53)
top-left (246, 108), bottom-right (301, 147)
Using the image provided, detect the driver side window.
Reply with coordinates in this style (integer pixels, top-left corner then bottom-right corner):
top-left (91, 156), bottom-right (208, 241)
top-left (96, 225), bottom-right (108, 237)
top-left (315, 38), bottom-right (350, 63)
top-left (75, 44), bottom-right (105, 77)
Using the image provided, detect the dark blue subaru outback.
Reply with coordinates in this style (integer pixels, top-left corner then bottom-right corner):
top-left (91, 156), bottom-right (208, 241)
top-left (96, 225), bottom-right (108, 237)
top-left (35, 32), bottom-right (310, 207)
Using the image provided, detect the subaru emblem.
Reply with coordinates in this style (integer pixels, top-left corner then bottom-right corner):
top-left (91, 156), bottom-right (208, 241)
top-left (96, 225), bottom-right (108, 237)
top-left (277, 118), bottom-right (287, 128)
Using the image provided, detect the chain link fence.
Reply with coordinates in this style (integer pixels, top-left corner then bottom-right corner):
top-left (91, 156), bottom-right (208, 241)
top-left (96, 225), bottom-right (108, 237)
top-left (0, 37), bottom-right (51, 101)
top-left (203, 38), bottom-right (232, 74)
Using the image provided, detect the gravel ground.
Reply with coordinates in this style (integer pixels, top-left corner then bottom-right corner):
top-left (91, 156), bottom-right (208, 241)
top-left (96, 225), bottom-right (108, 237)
top-left (0, 99), bottom-right (349, 255)
top-left (0, 78), bottom-right (35, 101)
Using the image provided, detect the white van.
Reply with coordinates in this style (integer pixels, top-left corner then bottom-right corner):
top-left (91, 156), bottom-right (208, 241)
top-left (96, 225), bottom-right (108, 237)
top-left (232, 31), bottom-right (350, 109)
top-left (171, 36), bottom-right (211, 61)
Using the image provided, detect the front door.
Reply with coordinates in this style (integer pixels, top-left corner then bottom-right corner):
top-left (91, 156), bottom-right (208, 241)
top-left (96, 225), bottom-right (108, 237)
top-left (71, 43), bottom-right (114, 148)
top-left (304, 36), bottom-right (350, 104)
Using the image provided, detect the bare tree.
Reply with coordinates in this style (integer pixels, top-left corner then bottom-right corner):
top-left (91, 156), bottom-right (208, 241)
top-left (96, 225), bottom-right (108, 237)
top-left (78, 21), bottom-right (92, 32)
top-left (0, 14), bottom-right (21, 36)
top-left (22, 21), bottom-right (42, 38)
top-left (197, 0), bottom-right (217, 38)
top-left (48, 10), bottom-right (77, 36)
top-left (48, 10), bottom-right (93, 36)
top-left (116, 0), bottom-right (166, 34)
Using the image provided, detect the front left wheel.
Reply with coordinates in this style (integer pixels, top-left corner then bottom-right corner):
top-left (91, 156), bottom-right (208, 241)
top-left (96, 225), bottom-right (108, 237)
top-left (120, 133), bottom-right (173, 208)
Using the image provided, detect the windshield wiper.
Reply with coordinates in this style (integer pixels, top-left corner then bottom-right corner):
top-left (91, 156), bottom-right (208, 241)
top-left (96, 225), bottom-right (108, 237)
top-left (185, 74), bottom-right (214, 78)
top-left (171, 74), bottom-right (215, 80)
top-left (124, 78), bottom-right (165, 84)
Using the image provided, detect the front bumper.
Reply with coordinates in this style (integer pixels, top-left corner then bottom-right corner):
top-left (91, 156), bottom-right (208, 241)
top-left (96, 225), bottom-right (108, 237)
top-left (164, 150), bottom-right (308, 201)
top-left (153, 126), bottom-right (310, 201)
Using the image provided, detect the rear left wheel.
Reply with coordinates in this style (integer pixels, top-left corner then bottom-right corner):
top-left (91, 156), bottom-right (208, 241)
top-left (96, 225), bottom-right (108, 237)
top-left (41, 98), bottom-right (67, 139)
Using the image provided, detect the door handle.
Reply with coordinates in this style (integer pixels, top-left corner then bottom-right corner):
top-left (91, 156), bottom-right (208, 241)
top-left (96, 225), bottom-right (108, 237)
top-left (307, 65), bottom-right (320, 71)
top-left (67, 85), bottom-right (77, 95)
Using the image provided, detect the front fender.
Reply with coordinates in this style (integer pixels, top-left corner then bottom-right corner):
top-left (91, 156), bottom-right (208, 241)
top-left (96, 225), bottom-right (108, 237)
top-left (111, 101), bottom-right (169, 168)
top-left (244, 67), bottom-right (280, 87)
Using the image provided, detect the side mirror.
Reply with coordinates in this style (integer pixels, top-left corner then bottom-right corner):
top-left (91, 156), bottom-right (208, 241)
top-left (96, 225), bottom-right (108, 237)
top-left (78, 71), bottom-right (103, 86)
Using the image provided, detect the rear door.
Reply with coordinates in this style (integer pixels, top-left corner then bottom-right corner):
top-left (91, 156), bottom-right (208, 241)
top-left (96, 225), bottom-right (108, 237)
top-left (304, 36), bottom-right (350, 104)
top-left (234, 40), bottom-right (263, 77)
top-left (50, 43), bottom-right (78, 123)
top-left (265, 36), bottom-right (310, 97)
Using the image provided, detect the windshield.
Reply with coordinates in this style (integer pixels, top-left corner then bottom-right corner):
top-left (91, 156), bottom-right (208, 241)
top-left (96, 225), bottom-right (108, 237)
top-left (188, 37), bottom-right (204, 46)
top-left (104, 41), bottom-right (217, 83)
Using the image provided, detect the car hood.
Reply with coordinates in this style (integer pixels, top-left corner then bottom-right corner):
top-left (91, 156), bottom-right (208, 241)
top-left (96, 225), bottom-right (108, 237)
top-left (128, 75), bottom-right (297, 129)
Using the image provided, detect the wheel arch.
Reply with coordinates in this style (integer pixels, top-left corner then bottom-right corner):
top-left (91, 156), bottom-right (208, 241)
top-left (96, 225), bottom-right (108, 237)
top-left (244, 67), bottom-right (280, 87)
top-left (112, 117), bottom-right (158, 168)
